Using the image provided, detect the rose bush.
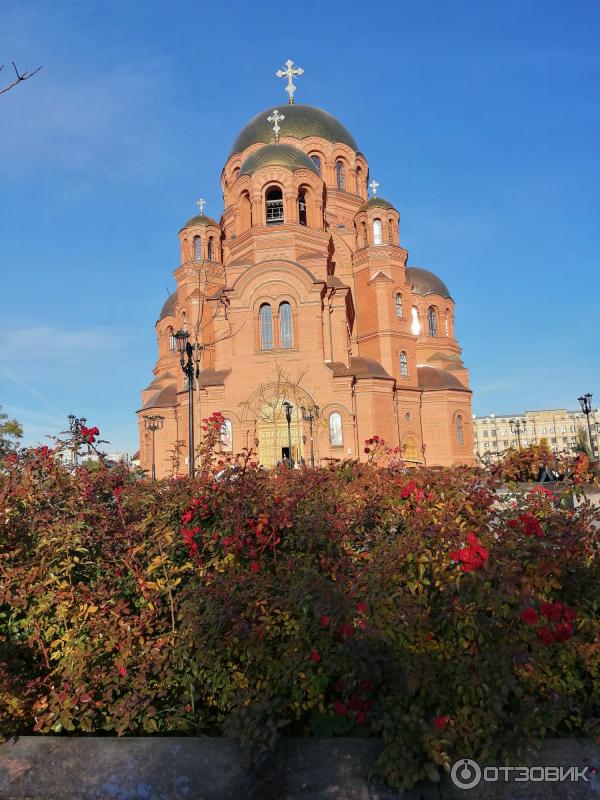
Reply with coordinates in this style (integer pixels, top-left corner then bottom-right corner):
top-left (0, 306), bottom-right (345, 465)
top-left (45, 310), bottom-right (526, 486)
top-left (0, 435), bottom-right (598, 792)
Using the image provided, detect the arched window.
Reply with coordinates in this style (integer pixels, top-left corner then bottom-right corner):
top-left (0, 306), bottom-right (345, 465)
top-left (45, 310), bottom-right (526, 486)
top-left (168, 327), bottom-right (176, 354)
top-left (207, 237), bottom-right (214, 261)
top-left (310, 154), bottom-right (321, 174)
top-left (329, 412), bottom-right (343, 447)
top-left (428, 307), bottom-right (438, 337)
top-left (395, 293), bottom-right (403, 318)
top-left (221, 419), bottom-right (232, 451)
top-left (373, 218), bottom-right (382, 245)
top-left (388, 219), bottom-right (394, 244)
top-left (182, 312), bottom-right (188, 332)
top-left (279, 302), bottom-right (293, 348)
top-left (297, 191), bottom-right (307, 226)
top-left (336, 160), bottom-right (345, 190)
top-left (399, 351), bottom-right (408, 377)
top-left (355, 165), bottom-right (362, 195)
top-left (445, 309), bottom-right (450, 337)
top-left (193, 236), bottom-right (202, 261)
top-left (411, 306), bottom-right (421, 336)
top-left (455, 414), bottom-right (465, 447)
top-left (362, 222), bottom-right (367, 247)
top-left (266, 187), bottom-right (284, 225)
top-left (259, 304), bottom-right (273, 350)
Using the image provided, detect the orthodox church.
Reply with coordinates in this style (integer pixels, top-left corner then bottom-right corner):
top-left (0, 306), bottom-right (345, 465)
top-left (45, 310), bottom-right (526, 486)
top-left (138, 62), bottom-right (475, 476)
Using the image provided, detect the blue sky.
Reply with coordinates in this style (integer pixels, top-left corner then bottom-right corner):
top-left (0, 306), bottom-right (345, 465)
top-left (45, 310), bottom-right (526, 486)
top-left (1, 0), bottom-right (599, 454)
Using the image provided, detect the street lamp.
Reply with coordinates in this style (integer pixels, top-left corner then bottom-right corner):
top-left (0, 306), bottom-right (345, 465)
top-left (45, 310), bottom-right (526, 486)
top-left (578, 393), bottom-right (595, 459)
top-left (143, 414), bottom-right (164, 479)
top-left (509, 418), bottom-right (524, 450)
top-left (174, 330), bottom-right (197, 477)
top-left (300, 403), bottom-right (320, 467)
top-left (282, 400), bottom-right (294, 467)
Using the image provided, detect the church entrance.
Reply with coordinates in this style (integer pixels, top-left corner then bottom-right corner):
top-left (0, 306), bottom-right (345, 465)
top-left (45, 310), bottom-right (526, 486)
top-left (257, 400), bottom-right (304, 468)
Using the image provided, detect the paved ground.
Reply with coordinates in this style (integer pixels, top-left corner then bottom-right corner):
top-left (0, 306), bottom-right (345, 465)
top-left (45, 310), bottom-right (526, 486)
top-left (0, 736), bottom-right (598, 799)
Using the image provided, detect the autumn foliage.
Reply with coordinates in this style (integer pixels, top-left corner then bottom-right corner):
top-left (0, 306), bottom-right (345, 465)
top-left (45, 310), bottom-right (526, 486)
top-left (1, 434), bottom-right (599, 791)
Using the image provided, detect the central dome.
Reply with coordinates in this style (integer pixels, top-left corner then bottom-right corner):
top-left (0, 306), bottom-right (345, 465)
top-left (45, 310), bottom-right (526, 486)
top-left (230, 104), bottom-right (359, 156)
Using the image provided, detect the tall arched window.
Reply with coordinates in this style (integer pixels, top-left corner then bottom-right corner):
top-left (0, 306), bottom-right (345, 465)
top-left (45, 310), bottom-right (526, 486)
top-left (336, 160), bottom-right (345, 190)
top-left (221, 419), bottom-right (233, 451)
top-left (399, 351), bottom-right (408, 377)
top-left (455, 414), bottom-right (465, 447)
top-left (373, 218), bottom-right (382, 245)
top-left (168, 327), bottom-right (176, 354)
top-left (297, 191), bottom-right (307, 226)
top-left (445, 309), bottom-right (450, 337)
top-left (329, 412), bottom-right (343, 447)
top-left (310, 154), bottom-right (321, 174)
top-left (388, 219), bottom-right (394, 244)
top-left (207, 237), bottom-right (214, 261)
top-left (259, 304), bottom-right (273, 350)
top-left (362, 222), bottom-right (367, 247)
top-left (182, 312), bottom-right (188, 332)
top-left (266, 187), bottom-right (284, 225)
top-left (355, 166), bottom-right (362, 195)
top-left (193, 236), bottom-right (202, 261)
top-left (428, 306), bottom-right (438, 337)
top-left (279, 302), bottom-right (293, 348)
top-left (395, 293), bottom-right (403, 319)
top-left (411, 306), bottom-right (421, 336)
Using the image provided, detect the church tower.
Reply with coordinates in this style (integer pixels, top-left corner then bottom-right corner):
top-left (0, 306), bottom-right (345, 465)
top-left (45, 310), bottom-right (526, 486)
top-left (137, 62), bottom-right (475, 476)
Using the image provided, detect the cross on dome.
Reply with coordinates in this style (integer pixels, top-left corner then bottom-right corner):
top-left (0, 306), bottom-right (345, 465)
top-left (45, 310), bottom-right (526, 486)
top-left (275, 59), bottom-right (304, 104)
top-left (267, 109), bottom-right (285, 142)
top-left (195, 198), bottom-right (206, 215)
top-left (369, 180), bottom-right (379, 197)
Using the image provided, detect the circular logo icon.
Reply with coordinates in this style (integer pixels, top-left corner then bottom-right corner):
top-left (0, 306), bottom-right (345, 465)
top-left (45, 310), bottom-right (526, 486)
top-left (450, 758), bottom-right (482, 790)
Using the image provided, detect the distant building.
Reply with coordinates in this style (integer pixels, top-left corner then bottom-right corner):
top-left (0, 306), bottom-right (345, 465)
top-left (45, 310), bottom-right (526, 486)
top-left (473, 407), bottom-right (599, 461)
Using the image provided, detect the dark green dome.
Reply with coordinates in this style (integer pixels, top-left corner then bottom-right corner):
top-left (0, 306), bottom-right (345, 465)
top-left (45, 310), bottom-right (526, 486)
top-left (230, 104), bottom-right (359, 156)
top-left (181, 214), bottom-right (220, 229)
top-left (239, 143), bottom-right (320, 177)
top-left (158, 293), bottom-right (177, 320)
top-left (406, 267), bottom-right (451, 299)
top-left (358, 196), bottom-right (396, 212)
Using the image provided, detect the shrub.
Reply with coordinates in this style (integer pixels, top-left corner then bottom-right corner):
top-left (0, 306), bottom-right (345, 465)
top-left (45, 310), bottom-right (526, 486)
top-left (1, 439), bottom-right (599, 792)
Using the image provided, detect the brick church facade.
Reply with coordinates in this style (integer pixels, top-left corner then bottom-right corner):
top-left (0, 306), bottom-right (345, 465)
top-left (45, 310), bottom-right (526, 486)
top-left (138, 68), bottom-right (475, 476)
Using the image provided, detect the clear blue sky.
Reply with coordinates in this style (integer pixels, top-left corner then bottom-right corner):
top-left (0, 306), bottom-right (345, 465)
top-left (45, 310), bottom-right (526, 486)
top-left (1, 0), bottom-right (599, 454)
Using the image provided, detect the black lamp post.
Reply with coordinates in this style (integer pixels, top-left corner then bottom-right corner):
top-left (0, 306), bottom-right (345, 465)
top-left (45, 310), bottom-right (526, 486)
top-left (300, 403), bottom-right (319, 467)
top-left (174, 330), bottom-right (197, 477)
top-left (67, 414), bottom-right (87, 465)
top-left (282, 400), bottom-right (294, 467)
top-left (509, 418), bottom-right (524, 449)
top-left (578, 393), bottom-right (595, 458)
top-left (143, 414), bottom-right (164, 480)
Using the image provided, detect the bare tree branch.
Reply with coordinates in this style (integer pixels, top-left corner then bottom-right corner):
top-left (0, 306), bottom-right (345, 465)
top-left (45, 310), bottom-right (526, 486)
top-left (0, 61), bottom-right (42, 96)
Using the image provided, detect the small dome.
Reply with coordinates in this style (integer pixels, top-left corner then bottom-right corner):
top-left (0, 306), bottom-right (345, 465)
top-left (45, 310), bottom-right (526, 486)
top-left (181, 214), bottom-right (220, 230)
top-left (417, 366), bottom-right (469, 392)
top-left (239, 143), bottom-right (320, 177)
top-left (406, 267), bottom-right (451, 299)
top-left (231, 104), bottom-right (359, 155)
top-left (158, 293), bottom-right (177, 320)
top-left (358, 197), bottom-right (396, 213)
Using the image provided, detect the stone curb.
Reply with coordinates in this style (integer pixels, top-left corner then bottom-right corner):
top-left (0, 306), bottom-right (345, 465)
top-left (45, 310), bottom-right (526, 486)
top-left (0, 736), bottom-right (598, 800)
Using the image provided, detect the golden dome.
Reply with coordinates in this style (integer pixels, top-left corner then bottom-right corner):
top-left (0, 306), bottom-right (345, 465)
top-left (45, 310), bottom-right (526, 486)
top-left (239, 143), bottom-right (320, 177)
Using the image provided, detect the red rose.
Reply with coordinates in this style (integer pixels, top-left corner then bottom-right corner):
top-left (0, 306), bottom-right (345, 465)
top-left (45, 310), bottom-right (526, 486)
top-left (355, 711), bottom-right (367, 725)
top-left (521, 607), bottom-right (539, 625)
top-left (434, 715), bottom-right (450, 731)
top-left (309, 650), bottom-right (321, 663)
top-left (537, 628), bottom-right (556, 645)
top-left (555, 622), bottom-right (573, 642)
top-left (400, 480), bottom-right (417, 499)
top-left (339, 623), bottom-right (353, 639)
top-left (249, 561), bottom-right (260, 573)
top-left (356, 601), bottom-right (368, 615)
top-left (540, 602), bottom-right (561, 621)
top-left (118, 666), bottom-right (127, 677)
top-left (320, 614), bottom-right (330, 628)
top-left (181, 510), bottom-right (193, 524)
top-left (364, 447), bottom-right (371, 454)
top-left (334, 701), bottom-right (347, 716)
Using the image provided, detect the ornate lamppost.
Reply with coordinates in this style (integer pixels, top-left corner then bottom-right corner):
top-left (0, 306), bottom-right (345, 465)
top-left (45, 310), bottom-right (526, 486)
top-left (67, 414), bottom-right (87, 466)
top-left (143, 414), bottom-right (164, 480)
top-left (174, 330), bottom-right (198, 477)
top-left (300, 403), bottom-right (319, 467)
top-left (282, 400), bottom-right (294, 467)
top-left (509, 418), bottom-right (524, 450)
top-left (578, 393), bottom-right (595, 458)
